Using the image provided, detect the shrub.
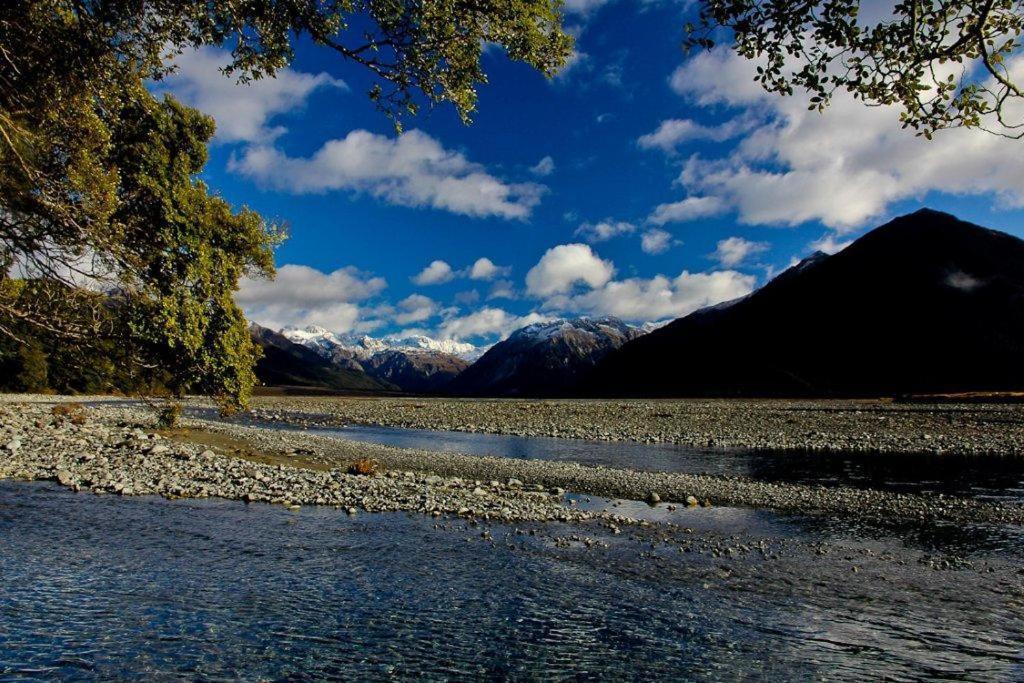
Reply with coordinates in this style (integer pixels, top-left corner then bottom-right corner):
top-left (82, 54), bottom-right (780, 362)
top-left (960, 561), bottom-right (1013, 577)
top-left (51, 403), bottom-right (87, 425)
top-left (157, 403), bottom-right (182, 429)
top-left (347, 458), bottom-right (378, 476)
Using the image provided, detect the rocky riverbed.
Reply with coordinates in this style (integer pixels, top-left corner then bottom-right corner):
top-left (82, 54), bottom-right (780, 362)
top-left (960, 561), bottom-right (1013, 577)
top-left (243, 395), bottom-right (1024, 455)
top-left (3, 397), bottom-right (1023, 526)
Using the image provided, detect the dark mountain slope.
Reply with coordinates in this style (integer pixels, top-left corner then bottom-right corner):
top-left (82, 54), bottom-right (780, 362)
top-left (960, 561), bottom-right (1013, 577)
top-left (362, 349), bottom-right (469, 393)
top-left (249, 324), bottom-right (395, 392)
top-left (586, 209), bottom-right (1024, 397)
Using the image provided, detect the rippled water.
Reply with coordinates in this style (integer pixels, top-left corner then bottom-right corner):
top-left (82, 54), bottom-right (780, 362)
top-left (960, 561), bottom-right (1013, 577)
top-left (2, 481), bottom-right (1023, 680)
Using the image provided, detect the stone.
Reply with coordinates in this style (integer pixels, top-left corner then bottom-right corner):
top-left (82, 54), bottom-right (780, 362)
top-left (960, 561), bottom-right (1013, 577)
top-left (686, 496), bottom-right (699, 507)
top-left (646, 491), bottom-right (661, 505)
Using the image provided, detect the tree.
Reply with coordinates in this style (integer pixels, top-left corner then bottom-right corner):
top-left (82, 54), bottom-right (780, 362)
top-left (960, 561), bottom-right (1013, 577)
top-left (0, 0), bottom-right (573, 409)
top-left (685, 0), bottom-right (1024, 138)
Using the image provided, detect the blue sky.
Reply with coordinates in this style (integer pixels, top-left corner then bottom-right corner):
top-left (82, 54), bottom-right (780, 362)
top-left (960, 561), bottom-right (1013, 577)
top-left (159, 0), bottom-right (1024, 345)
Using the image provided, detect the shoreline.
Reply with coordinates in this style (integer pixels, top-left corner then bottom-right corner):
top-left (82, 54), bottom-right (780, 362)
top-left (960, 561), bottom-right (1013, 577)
top-left (2, 397), bottom-right (1023, 526)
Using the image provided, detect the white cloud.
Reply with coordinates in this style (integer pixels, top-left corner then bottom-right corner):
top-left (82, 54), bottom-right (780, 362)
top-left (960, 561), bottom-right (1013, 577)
top-left (637, 117), bottom-right (753, 153)
top-left (562, 0), bottom-right (612, 14)
top-left (229, 129), bottom-right (544, 220)
top-left (574, 220), bottom-right (636, 243)
top-left (662, 48), bottom-right (1024, 231)
top-left (438, 307), bottom-right (550, 341)
top-left (237, 264), bottom-right (386, 332)
top-left (647, 195), bottom-right (726, 225)
top-left (641, 229), bottom-right (674, 254)
top-left (525, 243), bottom-right (615, 297)
top-left (713, 236), bottom-right (769, 267)
top-left (530, 156), bottom-right (556, 176)
top-left (412, 260), bottom-right (455, 286)
top-left (160, 47), bottom-right (346, 144)
top-left (553, 270), bottom-right (755, 321)
top-left (808, 234), bottom-right (853, 255)
top-left (393, 294), bottom-right (438, 325)
top-left (469, 257), bottom-right (511, 281)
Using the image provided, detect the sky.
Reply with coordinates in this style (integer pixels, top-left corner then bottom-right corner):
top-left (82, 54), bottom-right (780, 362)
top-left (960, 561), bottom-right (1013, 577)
top-left (157, 0), bottom-right (1024, 346)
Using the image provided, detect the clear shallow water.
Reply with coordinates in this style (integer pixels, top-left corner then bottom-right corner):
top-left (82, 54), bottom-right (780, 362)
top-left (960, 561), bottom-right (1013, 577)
top-left (2, 481), bottom-right (1023, 680)
top-left (233, 415), bottom-right (1024, 504)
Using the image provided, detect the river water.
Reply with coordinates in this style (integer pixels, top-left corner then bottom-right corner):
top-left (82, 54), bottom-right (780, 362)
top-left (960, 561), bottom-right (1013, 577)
top-left (2, 480), bottom-right (1023, 680)
top-left (244, 417), bottom-right (1024, 504)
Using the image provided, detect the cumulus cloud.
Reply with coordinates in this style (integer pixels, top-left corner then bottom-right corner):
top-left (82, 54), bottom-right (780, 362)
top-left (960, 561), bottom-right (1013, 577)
top-left (229, 129), bottom-right (544, 220)
top-left (438, 307), bottom-right (550, 341)
top-left (659, 47), bottom-right (1024, 231)
top-left (393, 294), bottom-right (438, 325)
top-left (525, 244), bottom-right (615, 297)
top-left (574, 220), bottom-right (636, 243)
top-left (412, 260), bottom-right (455, 286)
top-left (159, 47), bottom-right (346, 144)
top-left (237, 264), bottom-right (386, 332)
top-left (530, 156), bottom-right (556, 177)
top-left (647, 195), bottom-right (726, 225)
top-left (469, 257), bottom-right (511, 281)
top-left (713, 236), bottom-right (769, 267)
top-left (641, 228), bottom-right (674, 254)
top-left (553, 270), bottom-right (755, 321)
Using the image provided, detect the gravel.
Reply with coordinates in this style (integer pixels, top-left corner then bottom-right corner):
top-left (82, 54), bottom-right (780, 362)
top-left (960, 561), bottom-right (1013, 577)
top-left (3, 396), bottom-right (1023, 526)
top-left (239, 395), bottom-right (1024, 456)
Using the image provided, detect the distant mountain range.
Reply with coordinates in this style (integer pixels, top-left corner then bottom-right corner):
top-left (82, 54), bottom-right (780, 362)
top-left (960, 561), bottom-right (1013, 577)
top-left (275, 326), bottom-right (477, 392)
top-left (248, 324), bottom-right (396, 393)
top-left (249, 208), bottom-right (1024, 398)
top-left (445, 317), bottom-right (654, 396)
top-left (587, 208), bottom-right (1024, 396)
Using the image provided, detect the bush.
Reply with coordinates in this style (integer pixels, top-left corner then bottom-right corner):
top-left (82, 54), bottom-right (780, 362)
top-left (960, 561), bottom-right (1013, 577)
top-left (51, 403), bottom-right (87, 425)
top-left (157, 403), bottom-right (182, 429)
top-left (347, 458), bottom-right (378, 476)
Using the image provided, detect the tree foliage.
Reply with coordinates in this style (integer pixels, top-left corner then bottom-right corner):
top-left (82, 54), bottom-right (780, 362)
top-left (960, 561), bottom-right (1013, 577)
top-left (0, 0), bottom-right (572, 409)
top-left (686, 0), bottom-right (1024, 138)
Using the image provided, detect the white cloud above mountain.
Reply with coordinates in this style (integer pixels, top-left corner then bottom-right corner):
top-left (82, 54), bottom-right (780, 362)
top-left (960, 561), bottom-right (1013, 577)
top-left (229, 129), bottom-right (545, 220)
top-left (550, 270), bottom-right (755, 321)
top-left (469, 257), bottom-right (512, 280)
top-left (159, 46), bottom-right (346, 144)
top-left (653, 47), bottom-right (1024, 231)
top-left (713, 236), bottom-right (769, 267)
top-left (525, 244), bottom-right (616, 297)
top-left (237, 264), bottom-right (386, 332)
top-left (530, 156), bottom-right (556, 177)
top-left (412, 260), bottom-right (456, 285)
top-left (438, 307), bottom-right (550, 341)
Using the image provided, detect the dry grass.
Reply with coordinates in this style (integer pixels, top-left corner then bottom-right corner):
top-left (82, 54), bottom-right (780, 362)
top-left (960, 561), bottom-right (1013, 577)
top-left (347, 458), bottom-right (378, 476)
top-left (51, 403), bottom-right (87, 425)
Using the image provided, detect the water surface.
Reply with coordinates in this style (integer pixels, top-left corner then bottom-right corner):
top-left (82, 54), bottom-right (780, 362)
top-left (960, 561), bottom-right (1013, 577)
top-left (2, 481), bottom-right (1023, 680)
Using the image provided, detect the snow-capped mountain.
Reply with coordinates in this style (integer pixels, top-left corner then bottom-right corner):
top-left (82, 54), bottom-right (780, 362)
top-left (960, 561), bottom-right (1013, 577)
top-left (279, 325), bottom-right (480, 392)
top-left (281, 326), bottom-right (484, 362)
top-left (445, 316), bottom-right (652, 397)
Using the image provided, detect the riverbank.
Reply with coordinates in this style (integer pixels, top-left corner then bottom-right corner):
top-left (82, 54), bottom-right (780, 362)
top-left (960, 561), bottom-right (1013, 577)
top-left (243, 395), bottom-right (1024, 456)
top-left (3, 397), bottom-right (1023, 526)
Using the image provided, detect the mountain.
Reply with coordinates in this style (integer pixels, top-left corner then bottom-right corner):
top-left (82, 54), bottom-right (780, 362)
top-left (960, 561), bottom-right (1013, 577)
top-left (362, 349), bottom-right (469, 393)
top-left (249, 324), bottom-right (395, 392)
top-left (586, 209), bottom-right (1024, 397)
top-left (280, 326), bottom-right (479, 392)
top-left (446, 317), bottom-right (649, 396)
